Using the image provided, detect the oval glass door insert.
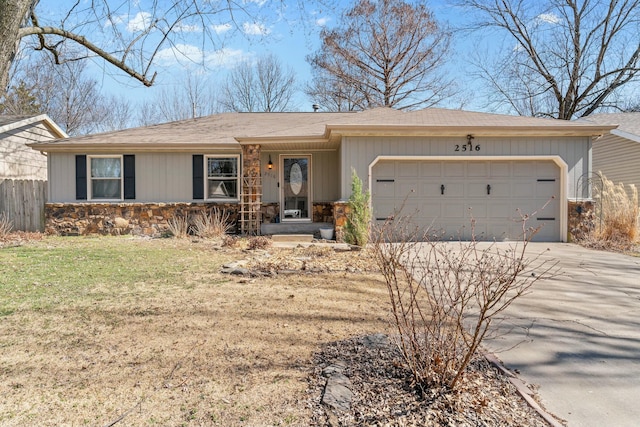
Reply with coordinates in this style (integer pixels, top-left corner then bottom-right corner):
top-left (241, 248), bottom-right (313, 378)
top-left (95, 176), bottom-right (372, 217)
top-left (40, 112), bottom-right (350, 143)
top-left (290, 162), bottom-right (303, 195)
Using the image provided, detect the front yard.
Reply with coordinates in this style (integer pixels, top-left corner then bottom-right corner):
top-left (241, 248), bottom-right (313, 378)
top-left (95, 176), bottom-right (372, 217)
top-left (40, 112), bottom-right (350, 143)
top-left (0, 236), bottom-right (550, 426)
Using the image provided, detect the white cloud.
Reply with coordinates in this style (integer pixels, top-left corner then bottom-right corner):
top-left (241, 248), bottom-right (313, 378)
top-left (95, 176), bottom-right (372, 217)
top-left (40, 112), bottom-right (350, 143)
top-left (212, 23), bottom-right (233, 34)
top-left (242, 22), bottom-right (270, 36)
top-left (315, 17), bottom-right (329, 27)
top-left (127, 12), bottom-right (153, 32)
top-left (175, 22), bottom-right (201, 33)
top-left (536, 13), bottom-right (560, 25)
top-left (155, 43), bottom-right (250, 69)
top-left (245, 0), bottom-right (268, 6)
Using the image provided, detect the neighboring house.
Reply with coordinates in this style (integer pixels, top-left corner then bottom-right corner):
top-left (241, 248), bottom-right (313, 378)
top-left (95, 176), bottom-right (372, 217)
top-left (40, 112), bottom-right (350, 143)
top-left (580, 113), bottom-right (640, 202)
top-left (0, 114), bottom-right (67, 180)
top-left (28, 108), bottom-right (615, 242)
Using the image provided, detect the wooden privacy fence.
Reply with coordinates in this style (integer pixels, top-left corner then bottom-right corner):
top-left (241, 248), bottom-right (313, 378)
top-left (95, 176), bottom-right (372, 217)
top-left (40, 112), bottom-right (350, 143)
top-left (0, 179), bottom-right (47, 232)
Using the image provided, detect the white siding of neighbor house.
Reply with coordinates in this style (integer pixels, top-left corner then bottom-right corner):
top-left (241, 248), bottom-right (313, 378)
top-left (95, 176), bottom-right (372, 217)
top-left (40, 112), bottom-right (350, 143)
top-left (261, 150), bottom-right (340, 203)
top-left (49, 152), bottom-right (240, 203)
top-left (340, 136), bottom-right (592, 200)
top-left (593, 135), bottom-right (640, 204)
top-left (0, 122), bottom-right (51, 180)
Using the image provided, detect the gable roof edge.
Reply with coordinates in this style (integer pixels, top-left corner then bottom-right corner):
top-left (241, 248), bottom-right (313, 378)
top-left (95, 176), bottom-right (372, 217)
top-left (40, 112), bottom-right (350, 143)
top-left (0, 114), bottom-right (68, 138)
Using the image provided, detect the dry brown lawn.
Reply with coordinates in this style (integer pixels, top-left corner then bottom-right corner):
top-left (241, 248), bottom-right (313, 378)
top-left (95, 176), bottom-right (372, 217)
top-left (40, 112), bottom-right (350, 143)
top-left (0, 237), bottom-right (390, 426)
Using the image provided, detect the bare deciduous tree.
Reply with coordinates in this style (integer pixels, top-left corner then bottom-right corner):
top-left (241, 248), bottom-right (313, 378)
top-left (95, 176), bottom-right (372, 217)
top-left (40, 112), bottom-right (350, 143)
top-left (220, 54), bottom-right (297, 112)
top-left (461, 0), bottom-right (640, 119)
top-left (138, 72), bottom-right (219, 125)
top-left (305, 64), bottom-right (368, 112)
top-left (307, 0), bottom-right (454, 111)
top-left (5, 54), bottom-right (133, 135)
top-left (0, 0), bottom-right (335, 98)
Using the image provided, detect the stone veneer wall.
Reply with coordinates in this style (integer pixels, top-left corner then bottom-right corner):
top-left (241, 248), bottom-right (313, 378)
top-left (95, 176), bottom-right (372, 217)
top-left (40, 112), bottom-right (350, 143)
top-left (333, 201), bottom-right (349, 243)
top-left (567, 200), bottom-right (595, 242)
top-left (45, 203), bottom-right (240, 237)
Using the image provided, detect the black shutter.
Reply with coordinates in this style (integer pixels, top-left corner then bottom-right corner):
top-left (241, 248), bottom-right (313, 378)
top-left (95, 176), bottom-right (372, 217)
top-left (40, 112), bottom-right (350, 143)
top-left (75, 155), bottom-right (87, 200)
top-left (123, 155), bottom-right (136, 199)
top-left (193, 154), bottom-right (204, 199)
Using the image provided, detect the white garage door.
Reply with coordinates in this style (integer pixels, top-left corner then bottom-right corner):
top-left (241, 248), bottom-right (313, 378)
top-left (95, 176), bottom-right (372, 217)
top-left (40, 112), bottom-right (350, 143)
top-left (372, 160), bottom-right (561, 241)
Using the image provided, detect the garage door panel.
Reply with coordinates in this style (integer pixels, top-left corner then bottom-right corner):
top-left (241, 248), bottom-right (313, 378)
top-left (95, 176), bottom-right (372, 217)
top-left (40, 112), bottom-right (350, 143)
top-left (375, 162), bottom-right (395, 176)
top-left (488, 182), bottom-right (511, 198)
top-left (468, 162), bottom-right (488, 177)
top-left (444, 162), bottom-right (465, 177)
top-left (442, 202), bottom-right (465, 219)
top-left (466, 202), bottom-right (488, 219)
top-left (396, 181), bottom-right (418, 199)
top-left (372, 160), bottom-right (561, 241)
top-left (490, 162), bottom-right (511, 177)
top-left (398, 162), bottom-right (419, 177)
top-left (374, 180), bottom-right (396, 198)
top-left (421, 162), bottom-right (442, 177)
top-left (421, 182), bottom-right (442, 197)
top-left (444, 182), bottom-right (464, 197)
top-left (513, 162), bottom-right (536, 177)
top-left (535, 180), bottom-right (558, 198)
top-left (421, 201), bottom-right (441, 218)
top-left (536, 162), bottom-right (560, 176)
top-left (467, 182), bottom-right (491, 198)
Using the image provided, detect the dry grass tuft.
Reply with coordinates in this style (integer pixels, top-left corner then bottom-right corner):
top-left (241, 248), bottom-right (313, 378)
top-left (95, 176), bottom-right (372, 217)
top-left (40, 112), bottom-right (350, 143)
top-left (579, 174), bottom-right (639, 251)
top-left (0, 213), bottom-right (13, 237)
top-left (191, 208), bottom-right (232, 239)
top-left (167, 215), bottom-right (190, 238)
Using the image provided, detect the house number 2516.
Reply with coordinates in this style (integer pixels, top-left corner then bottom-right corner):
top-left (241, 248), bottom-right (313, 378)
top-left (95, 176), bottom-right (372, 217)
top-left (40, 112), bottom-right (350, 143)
top-left (455, 142), bottom-right (480, 152)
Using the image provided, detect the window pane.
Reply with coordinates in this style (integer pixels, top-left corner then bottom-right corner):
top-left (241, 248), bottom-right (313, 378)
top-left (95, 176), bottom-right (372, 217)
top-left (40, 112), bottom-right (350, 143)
top-left (92, 179), bottom-right (121, 199)
top-left (208, 179), bottom-right (237, 199)
top-left (91, 157), bottom-right (121, 178)
top-left (208, 158), bottom-right (237, 177)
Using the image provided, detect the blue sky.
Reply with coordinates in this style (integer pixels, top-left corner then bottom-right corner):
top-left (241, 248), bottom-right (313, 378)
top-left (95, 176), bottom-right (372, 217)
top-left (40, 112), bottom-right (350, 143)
top-left (36, 0), bottom-right (491, 113)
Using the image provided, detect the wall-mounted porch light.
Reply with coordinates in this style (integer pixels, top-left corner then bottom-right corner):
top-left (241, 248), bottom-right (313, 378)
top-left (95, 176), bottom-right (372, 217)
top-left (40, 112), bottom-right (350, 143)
top-left (267, 155), bottom-right (273, 170)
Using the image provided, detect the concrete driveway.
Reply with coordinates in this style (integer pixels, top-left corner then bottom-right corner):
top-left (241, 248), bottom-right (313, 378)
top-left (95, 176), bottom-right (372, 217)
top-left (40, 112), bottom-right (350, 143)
top-left (482, 243), bottom-right (640, 426)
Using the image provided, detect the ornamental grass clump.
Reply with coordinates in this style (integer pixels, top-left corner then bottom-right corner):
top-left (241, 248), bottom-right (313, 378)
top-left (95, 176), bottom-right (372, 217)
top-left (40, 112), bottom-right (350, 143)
top-left (344, 169), bottom-right (372, 247)
top-left (191, 208), bottom-right (232, 239)
top-left (167, 215), bottom-right (189, 238)
top-left (594, 175), bottom-right (639, 246)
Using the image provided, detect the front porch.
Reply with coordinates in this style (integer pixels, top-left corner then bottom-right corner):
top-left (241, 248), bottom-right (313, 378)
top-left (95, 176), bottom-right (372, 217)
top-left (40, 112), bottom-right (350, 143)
top-left (260, 221), bottom-right (334, 238)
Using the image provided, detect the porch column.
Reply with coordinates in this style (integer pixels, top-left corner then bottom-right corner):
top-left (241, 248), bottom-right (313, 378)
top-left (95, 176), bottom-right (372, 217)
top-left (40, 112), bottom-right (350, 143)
top-left (240, 144), bottom-right (262, 235)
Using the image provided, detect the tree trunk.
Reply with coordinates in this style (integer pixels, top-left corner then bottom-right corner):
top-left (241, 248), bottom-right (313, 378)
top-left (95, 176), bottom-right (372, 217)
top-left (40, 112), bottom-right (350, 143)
top-left (0, 0), bottom-right (32, 96)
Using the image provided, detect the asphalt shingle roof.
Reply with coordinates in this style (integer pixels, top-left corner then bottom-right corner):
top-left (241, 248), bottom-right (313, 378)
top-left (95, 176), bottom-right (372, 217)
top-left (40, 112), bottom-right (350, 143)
top-left (28, 108), bottom-right (616, 150)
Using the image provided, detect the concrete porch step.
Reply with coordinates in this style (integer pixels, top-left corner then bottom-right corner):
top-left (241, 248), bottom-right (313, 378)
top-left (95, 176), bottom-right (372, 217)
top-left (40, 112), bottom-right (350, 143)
top-left (271, 234), bottom-right (314, 243)
top-left (261, 221), bottom-right (333, 236)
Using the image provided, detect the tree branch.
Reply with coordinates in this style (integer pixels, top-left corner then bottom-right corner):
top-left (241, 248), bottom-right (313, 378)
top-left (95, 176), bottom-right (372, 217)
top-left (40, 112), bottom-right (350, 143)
top-left (18, 26), bottom-right (157, 87)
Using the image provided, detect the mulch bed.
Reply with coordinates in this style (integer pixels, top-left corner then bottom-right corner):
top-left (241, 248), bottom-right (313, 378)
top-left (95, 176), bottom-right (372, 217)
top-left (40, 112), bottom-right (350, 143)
top-left (308, 334), bottom-right (553, 426)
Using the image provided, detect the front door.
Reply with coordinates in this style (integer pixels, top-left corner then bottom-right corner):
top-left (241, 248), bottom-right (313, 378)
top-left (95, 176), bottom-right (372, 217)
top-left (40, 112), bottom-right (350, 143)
top-left (281, 155), bottom-right (311, 221)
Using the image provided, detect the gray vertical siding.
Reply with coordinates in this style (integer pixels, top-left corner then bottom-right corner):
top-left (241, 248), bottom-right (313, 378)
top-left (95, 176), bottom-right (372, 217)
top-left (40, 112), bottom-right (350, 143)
top-left (593, 135), bottom-right (640, 204)
top-left (261, 150), bottom-right (340, 203)
top-left (340, 136), bottom-right (591, 200)
top-left (50, 150), bottom-right (339, 204)
top-left (50, 152), bottom-right (222, 203)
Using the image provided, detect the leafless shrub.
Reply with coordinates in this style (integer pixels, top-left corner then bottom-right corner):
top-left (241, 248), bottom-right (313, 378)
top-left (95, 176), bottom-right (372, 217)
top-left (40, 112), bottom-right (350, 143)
top-left (247, 236), bottom-right (271, 250)
top-left (191, 208), bottom-right (232, 239)
top-left (0, 213), bottom-right (13, 237)
top-left (167, 215), bottom-right (189, 239)
top-left (372, 215), bottom-right (556, 392)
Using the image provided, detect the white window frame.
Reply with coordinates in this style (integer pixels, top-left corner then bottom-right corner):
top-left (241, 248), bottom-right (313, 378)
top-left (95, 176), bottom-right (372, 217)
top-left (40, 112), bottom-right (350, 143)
top-left (205, 155), bottom-right (240, 201)
top-left (87, 155), bottom-right (123, 201)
